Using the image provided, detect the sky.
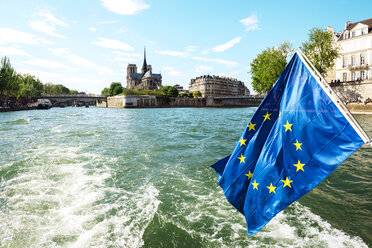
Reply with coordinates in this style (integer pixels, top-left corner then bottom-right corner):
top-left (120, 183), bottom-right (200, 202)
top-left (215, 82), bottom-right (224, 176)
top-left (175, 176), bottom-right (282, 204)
top-left (0, 0), bottom-right (371, 94)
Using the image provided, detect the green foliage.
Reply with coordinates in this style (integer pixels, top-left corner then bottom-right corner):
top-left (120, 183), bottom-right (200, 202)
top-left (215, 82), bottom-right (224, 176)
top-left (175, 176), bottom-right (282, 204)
top-left (18, 74), bottom-right (43, 97)
top-left (101, 87), bottom-right (110, 96)
top-left (178, 93), bottom-right (193, 98)
top-left (302, 27), bottom-right (340, 76)
top-left (250, 42), bottom-right (292, 95)
top-left (109, 82), bottom-right (124, 96)
top-left (158, 86), bottom-right (179, 97)
top-left (0, 56), bottom-right (19, 96)
top-left (193, 90), bottom-right (202, 98)
top-left (0, 56), bottom-right (79, 97)
top-left (70, 90), bottom-right (79, 95)
top-left (112, 85), bottom-right (123, 95)
top-left (42, 83), bottom-right (74, 95)
top-left (121, 88), bottom-right (166, 97)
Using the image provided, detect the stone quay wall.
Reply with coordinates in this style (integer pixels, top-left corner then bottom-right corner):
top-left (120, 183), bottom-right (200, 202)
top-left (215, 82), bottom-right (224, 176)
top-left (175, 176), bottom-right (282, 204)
top-left (331, 80), bottom-right (372, 101)
top-left (97, 95), bottom-right (261, 108)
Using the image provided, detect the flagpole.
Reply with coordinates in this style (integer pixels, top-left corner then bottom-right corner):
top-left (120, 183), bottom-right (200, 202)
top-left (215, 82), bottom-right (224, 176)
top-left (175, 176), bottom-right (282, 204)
top-left (296, 47), bottom-right (371, 145)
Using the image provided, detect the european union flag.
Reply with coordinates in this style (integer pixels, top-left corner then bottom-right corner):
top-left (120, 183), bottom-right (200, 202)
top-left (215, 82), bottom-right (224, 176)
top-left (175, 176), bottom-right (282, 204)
top-left (211, 49), bottom-right (370, 236)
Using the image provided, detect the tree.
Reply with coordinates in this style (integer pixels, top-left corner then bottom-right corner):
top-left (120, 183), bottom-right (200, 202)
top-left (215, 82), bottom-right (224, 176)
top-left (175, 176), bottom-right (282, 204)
top-left (109, 82), bottom-right (124, 96)
top-left (158, 86), bottom-right (179, 97)
top-left (0, 56), bottom-right (20, 96)
top-left (112, 85), bottom-right (123, 95)
top-left (193, 90), bottom-right (202, 98)
top-left (18, 74), bottom-right (43, 97)
top-left (302, 28), bottom-right (340, 76)
top-left (250, 42), bottom-right (293, 95)
top-left (101, 87), bottom-right (110, 96)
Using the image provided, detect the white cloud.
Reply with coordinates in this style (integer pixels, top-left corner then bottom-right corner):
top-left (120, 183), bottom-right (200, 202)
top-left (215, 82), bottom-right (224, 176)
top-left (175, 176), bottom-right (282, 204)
top-left (163, 66), bottom-right (182, 76)
top-left (212, 36), bottom-right (243, 52)
top-left (186, 45), bottom-right (197, 52)
top-left (88, 27), bottom-right (97, 32)
top-left (0, 28), bottom-right (52, 45)
top-left (21, 69), bottom-right (62, 81)
top-left (20, 68), bottom-right (104, 93)
top-left (113, 57), bottom-right (138, 63)
top-left (0, 46), bottom-right (30, 56)
top-left (195, 65), bottom-right (212, 73)
top-left (155, 50), bottom-right (187, 58)
top-left (23, 58), bottom-right (70, 69)
top-left (240, 14), bottom-right (260, 31)
top-left (38, 10), bottom-right (68, 27)
top-left (111, 51), bottom-right (140, 57)
top-left (101, 0), bottom-right (149, 15)
top-left (50, 48), bottom-right (114, 74)
top-left (192, 56), bottom-right (239, 67)
top-left (29, 10), bottom-right (68, 38)
top-left (91, 37), bottom-right (134, 51)
top-left (216, 71), bottom-right (242, 77)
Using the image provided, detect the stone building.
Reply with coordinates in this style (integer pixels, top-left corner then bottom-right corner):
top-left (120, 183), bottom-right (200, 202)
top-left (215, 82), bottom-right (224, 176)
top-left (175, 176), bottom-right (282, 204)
top-left (325, 18), bottom-right (372, 100)
top-left (189, 75), bottom-right (249, 97)
top-left (126, 49), bottom-right (162, 90)
top-left (335, 18), bottom-right (372, 83)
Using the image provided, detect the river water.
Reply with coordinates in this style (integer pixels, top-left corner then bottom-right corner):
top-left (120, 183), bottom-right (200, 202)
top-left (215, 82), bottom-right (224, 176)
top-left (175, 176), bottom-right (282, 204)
top-left (0, 107), bottom-right (371, 248)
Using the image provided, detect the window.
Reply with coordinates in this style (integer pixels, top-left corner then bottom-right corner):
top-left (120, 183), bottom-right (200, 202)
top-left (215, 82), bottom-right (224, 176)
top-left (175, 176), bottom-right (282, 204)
top-left (343, 57), bottom-right (347, 68)
top-left (343, 73), bottom-right (347, 81)
top-left (352, 31), bottom-right (355, 37)
top-left (344, 32), bottom-right (349, 39)
top-left (361, 55), bottom-right (365, 65)
top-left (352, 71), bottom-right (356, 81)
top-left (361, 71), bottom-right (365, 80)
top-left (351, 56), bottom-right (355, 66)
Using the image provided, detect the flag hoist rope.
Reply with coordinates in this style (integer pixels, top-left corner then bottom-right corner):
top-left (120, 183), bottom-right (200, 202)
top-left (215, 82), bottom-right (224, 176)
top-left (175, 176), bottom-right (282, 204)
top-left (296, 47), bottom-right (371, 145)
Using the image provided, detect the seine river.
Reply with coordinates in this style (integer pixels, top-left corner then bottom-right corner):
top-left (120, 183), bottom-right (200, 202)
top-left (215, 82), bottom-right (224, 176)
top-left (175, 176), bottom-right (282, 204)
top-left (0, 107), bottom-right (371, 248)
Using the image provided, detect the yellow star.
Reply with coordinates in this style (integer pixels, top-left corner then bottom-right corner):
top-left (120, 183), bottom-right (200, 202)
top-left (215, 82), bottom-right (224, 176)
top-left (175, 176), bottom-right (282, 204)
top-left (293, 160), bottom-right (305, 172)
top-left (293, 139), bottom-right (302, 151)
top-left (245, 171), bottom-right (253, 179)
top-left (252, 180), bottom-right (259, 190)
top-left (281, 177), bottom-right (293, 188)
top-left (239, 137), bottom-right (247, 146)
top-left (238, 154), bottom-right (246, 164)
top-left (267, 183), bottom-right (277, 194)
top-left (263, 112), bottom-right (272, 121)
top-left (247, 122), bottom-right (256, 131)
top-left (283, 120), bottom-right (293, 132)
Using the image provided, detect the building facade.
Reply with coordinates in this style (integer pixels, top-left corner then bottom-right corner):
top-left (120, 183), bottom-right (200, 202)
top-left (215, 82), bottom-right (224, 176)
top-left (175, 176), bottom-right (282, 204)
top-left (335, 18), bottom-right (372, 83)
top-left (189, 75), bottom-right (249, 97)
top-left (126, 49), bottom-right (162, 90)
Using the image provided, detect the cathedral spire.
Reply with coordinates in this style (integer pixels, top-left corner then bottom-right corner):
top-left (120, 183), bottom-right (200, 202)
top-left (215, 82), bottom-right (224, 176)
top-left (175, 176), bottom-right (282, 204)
top-left (141, 47), bottom-right (148, 74)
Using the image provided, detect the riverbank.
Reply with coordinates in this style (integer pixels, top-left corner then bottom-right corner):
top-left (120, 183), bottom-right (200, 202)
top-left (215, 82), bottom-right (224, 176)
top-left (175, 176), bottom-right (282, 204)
top-left (347, 103), bottom-right (372, 115)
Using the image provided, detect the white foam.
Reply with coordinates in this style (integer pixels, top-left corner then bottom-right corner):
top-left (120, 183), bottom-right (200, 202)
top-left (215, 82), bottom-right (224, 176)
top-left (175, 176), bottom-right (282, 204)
top-left (0, 144), bottom-right (160, 248)
top-left (163, 172), bottom-right (368, 248)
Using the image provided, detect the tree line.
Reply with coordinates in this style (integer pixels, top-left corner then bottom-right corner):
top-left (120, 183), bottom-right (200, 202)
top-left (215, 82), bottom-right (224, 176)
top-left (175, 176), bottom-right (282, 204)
top-left (250, 27), bottom-right (340, 95)
top-left (101, 82), bottom-right (202, 98)
top-left (0, 56), bottom-right (78, 98)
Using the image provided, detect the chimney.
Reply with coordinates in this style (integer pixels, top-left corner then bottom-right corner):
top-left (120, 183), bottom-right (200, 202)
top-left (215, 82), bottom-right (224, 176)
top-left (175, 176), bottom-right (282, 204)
top-left (327, 26), bottom-right (334, 33)
top-left (345, 21), bottom-right (351, 29)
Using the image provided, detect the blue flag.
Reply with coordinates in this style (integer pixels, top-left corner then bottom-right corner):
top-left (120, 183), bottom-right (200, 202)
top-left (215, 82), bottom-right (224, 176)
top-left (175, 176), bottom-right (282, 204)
top-left (211, 50), bottom-right (369, 236)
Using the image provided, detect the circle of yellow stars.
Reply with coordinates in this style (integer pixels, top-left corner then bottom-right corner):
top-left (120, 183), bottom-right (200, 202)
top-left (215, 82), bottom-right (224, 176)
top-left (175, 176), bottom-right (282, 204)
top-left (240, 111), bottom-right (307, 195)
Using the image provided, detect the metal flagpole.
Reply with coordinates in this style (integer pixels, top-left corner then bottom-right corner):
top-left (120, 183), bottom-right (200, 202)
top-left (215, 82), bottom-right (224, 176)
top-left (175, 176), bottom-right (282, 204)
top-left (296, 47), bottom-right (371, 145)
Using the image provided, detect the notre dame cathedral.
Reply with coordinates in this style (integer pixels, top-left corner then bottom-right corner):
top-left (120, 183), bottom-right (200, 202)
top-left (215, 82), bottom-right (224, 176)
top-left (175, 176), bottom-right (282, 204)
top-left (126, 49), bottom-right (162, 90)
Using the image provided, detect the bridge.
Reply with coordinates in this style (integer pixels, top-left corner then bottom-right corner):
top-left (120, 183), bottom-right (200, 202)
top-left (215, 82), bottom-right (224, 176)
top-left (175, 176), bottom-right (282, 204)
top-left (42, 95), bottom-right (107, 107)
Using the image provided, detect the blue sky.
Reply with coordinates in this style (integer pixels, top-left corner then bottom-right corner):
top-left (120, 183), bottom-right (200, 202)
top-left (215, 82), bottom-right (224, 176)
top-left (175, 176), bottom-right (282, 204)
top-left (0, 0), bottom-right (371, 94)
